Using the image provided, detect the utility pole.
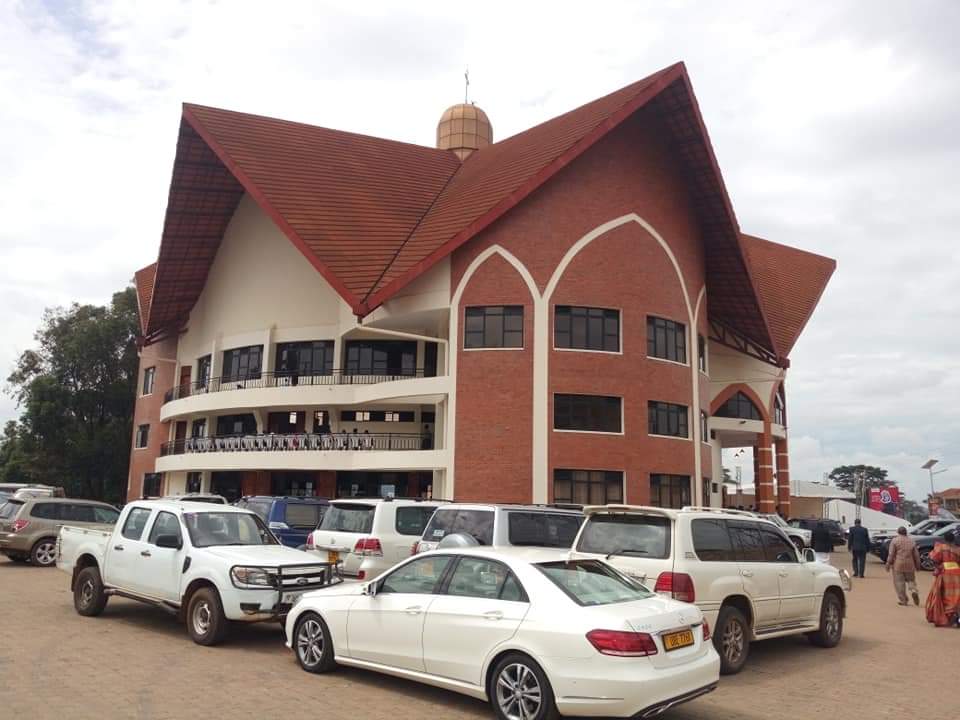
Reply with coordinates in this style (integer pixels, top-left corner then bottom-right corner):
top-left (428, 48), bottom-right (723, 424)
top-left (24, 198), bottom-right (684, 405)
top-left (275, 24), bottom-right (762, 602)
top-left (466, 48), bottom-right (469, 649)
top-left (922, 458), bottom-right (948, 501)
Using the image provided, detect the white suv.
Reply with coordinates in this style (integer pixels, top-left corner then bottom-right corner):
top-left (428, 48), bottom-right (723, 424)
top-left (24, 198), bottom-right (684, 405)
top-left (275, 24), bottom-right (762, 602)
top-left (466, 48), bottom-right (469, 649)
top-left (415, 504), bottom-right (584, 553)
top-left (571, 505), bottom-right (846, 674)
top-left (307, 498), bottom-right (446, 581)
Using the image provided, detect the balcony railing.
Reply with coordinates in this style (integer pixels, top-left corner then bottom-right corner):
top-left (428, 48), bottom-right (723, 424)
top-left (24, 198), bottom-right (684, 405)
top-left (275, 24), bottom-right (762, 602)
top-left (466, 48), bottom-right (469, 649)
top-left (163, 369), bottom-right (432, 404)
top-left (160, 432), bottom-right (432, 457)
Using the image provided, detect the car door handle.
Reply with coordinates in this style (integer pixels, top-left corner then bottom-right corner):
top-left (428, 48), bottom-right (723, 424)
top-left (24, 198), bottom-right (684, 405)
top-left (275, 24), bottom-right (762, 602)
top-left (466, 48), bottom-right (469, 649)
top-left (141, 550), bottom-right (152, 558)
top-left (483, 611), bottom-right (504, 621)
top-left (113, 545), bottom-right (124, 551)
top-left (404, 605), bottom-right (422, 615)
top-left (741, 570), bottom-right (754, 578)
top-left (778, 571), bottom-right (789, 578)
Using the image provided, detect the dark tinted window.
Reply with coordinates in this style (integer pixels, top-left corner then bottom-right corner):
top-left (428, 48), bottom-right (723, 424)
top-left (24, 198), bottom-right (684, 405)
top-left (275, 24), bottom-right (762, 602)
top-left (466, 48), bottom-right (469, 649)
top-left (464, 306), bottom-right (524, 349)
top-left (148, 511), bottom-right (182, 545)
top-left (142, 366), bottom-right (156, 395)
top-left (319, 504), bottom-right (375, 533)
top-left (422, 508), bottom-right (495, 546)
top-left (553, 469), bottom-right (623, 505)
top-left (554, 306), bottom-right (620, 352)
top-left (554, 394), bottom-right (621, 433)
top-left (135, 424), bottom-right (149, 449)
top-left (760, 527), bottom-right (798, 563)
top-left (122, 507), bottom-right (152, 540)
top-left (692, 519), bottom-right (735, 561)
top-left (649, 474), bottom-right (691, 509)
top-left (65, 504), bottom-right (96, 523)
top-left (344, 340), bottom-right (416, 376)
top-left (537, 560), bottom-right (654, 606)
top-left (30, 503), bottom-right (60, 520)
top-left (714, 391), bottom-right (762, 421)
top-left (647, 316), bottom-right (686, 363)
top-left (446, 557), bottom-right (526, 601)
top-left (577, 513), bottom-right (671, 559)
top-left (239, 500), bottom-right (272, 523)
top-left (507, 512), bottom-right (583, 548)
top-left (729, 523), bottom-right (766, 562)
top-left (395, 506), bottom-right (439, 536)
top-left (222, 345), bottom-right (263, 381)
top-left (284, 503), bottom-right (324, 529)
top-left (648, 401), bottom-right (688, 438)
top-left (276, 340), bottom-right (335, 376)
top-left (381, 555), bottom-right (452, 594)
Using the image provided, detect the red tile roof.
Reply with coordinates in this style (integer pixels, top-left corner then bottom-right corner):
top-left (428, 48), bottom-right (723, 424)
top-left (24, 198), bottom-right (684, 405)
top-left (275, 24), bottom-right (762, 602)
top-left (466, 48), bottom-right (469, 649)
top-left (740, 234), bottom-right (836, 356)
top-left (144, 62), bottom-right (833, 360)
top-left (133, 262), bottom-right (157, 335)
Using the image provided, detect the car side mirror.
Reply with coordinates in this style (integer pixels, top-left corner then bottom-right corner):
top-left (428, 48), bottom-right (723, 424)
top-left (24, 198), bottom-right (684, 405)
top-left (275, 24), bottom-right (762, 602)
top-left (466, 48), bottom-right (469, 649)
top-left (155, 534), bottom-right (182, 550)
top-left (802, 548), bottom-right (816, 563)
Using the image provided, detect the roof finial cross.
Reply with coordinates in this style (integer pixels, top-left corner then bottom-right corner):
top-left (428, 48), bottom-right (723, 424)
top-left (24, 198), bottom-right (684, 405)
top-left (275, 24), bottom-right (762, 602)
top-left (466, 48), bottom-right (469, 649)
top-left (464, 67), bottom-right (470, 104)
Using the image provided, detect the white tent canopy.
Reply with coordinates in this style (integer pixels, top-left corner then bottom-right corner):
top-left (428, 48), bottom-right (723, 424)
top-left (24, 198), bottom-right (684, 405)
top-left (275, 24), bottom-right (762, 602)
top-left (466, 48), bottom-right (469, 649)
top-left (822, 499), bottom-right (913, 534)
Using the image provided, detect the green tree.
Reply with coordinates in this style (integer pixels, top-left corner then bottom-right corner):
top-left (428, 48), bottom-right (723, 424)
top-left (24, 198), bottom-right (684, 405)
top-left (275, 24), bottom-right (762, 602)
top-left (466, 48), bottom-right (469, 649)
top-left (899, 498), bottom-right (927, 524)
top-left (827, 465), bottom-right (892, 507)
top-left (3, 286), bottom-right (139, 503)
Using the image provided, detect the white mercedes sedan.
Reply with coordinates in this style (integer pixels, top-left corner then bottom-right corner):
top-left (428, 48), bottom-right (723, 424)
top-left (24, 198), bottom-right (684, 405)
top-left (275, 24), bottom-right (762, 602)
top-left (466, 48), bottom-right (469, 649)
top-left (284, 548), bottom-right (719, 719)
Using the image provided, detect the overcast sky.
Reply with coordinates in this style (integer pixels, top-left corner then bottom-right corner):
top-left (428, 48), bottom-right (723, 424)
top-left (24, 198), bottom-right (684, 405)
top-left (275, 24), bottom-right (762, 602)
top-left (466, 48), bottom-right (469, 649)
top-left (1, 0), bottom-right (957, 501)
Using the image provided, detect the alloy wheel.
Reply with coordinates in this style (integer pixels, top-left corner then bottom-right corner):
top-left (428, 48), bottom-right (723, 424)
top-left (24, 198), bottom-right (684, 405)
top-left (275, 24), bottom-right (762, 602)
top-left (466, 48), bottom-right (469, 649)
top-left (35, 542), bottom-right (56, 566)
top-left (296, 618), bottom-right (325, 668)
top-left (824, 602), bottom-right (841, 640)
top-left (496, 662), bottom-right (542, 720)
top-left (722, 619), bottom-right (745, 664)
top-left (192, 600), bottom-right (212, 636)
top-left (919, 552), bottom-right (935, 572)
top-left (79, 579), bottom-right (95, 608)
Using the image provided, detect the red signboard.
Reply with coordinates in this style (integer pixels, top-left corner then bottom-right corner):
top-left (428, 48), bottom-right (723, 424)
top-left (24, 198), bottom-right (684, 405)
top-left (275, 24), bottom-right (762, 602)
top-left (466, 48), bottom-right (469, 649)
top-left (868, 487), bottom-right (900, 515)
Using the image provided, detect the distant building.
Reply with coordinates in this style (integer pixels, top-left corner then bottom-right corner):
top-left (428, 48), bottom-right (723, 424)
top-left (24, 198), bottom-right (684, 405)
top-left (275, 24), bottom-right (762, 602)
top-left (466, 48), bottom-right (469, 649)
top-left (126, 62), bottom-right (834, 512)
top-left (930, 488), bottom-right (960, 515)
top-left (725, 480), bottom-right (854, 519)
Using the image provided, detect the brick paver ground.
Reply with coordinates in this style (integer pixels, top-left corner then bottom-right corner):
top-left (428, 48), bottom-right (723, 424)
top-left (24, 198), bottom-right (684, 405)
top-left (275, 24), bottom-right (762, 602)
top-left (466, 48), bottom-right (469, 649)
top-left (0, 553), bottom-right (953, 719)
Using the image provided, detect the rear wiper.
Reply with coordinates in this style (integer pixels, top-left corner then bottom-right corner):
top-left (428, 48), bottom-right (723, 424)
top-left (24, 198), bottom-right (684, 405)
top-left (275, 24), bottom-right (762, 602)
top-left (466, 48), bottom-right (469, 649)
top-left (605, 548), bottom-right (648, 559)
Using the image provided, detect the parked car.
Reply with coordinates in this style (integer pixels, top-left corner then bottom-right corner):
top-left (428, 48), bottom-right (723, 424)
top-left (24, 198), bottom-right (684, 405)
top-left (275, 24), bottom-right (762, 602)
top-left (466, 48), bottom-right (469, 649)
top-left (756, 513), bottom-right (811, 548)
top-left (0, 497), bottom-right (120, 566)
top-left (570, 505), bottom-right (846, 675)
top-left (286, 548), bottom-right (719, 719)
top-left (913, 523), bottom-right (960, 571)
top-left (234, 496), bottom-right (329, 549)
top-left (870, 518), bottom-right (955, 561)
top-left (415, 504), bottom-right (584, 554)
top-left (307, 498), bottom-right (446, 580)
top-left (788, 517), bottom-right (845, 547)
top-left (57, 499), bottom-right (341, 645)
top-left (158, 493), bottom-right (228, 505)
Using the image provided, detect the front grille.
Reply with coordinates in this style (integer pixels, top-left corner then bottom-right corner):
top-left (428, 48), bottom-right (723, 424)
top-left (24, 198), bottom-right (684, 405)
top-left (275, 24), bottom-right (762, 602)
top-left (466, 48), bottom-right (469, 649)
top-left (277, 563), bottom-right (340, 590)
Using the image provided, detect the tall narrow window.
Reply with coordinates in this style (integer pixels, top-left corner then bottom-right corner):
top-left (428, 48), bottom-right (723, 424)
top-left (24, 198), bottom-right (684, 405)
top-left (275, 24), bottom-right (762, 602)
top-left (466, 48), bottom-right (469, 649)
top-left (649, 474), bottom-right (691, 509)
top-left (554, 394), bottom-right (622, 433)
top-left (774, 389), bottom-right (786, 426)
top-left (141, 367), bottom-right (156, 396)
top-left (554, 306), bottom-right (620, 352)
top-left (647, 316), bottom-right (687, 363)
top-left (554, 469), bottom-right (624, 505)
top-left (700, 411), bottom-right (709, 441)
top-left (197, 355), bottom-right (212, 387)
top-left (698, 335), bottom-right (707, 372)
top-left (464, 306), bottom-right (524, 349)
top-left (142, 474), bottom-right (162, 498)
top-left (648, 401), bottom-right (688, 438)
top-left (222, 345), bottom-right (263, 382)
top-left (715, 391), bottom-right (762, 421)
top-left (135, 424), bottom-right (150, 449)
top-left (186, 472), bottom-right (202, 494)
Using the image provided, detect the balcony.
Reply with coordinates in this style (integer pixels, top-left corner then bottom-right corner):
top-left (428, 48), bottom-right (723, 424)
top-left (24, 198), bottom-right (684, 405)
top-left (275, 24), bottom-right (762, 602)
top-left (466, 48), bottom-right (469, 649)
top-left (154, 431), bottom-right (449, 474)
top-left (159, 370), bottom-right (450, 422)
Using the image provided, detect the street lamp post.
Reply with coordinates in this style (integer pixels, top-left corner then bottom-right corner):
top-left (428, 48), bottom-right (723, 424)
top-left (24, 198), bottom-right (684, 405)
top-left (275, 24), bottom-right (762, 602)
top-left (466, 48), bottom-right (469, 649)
top-left (922, 458), bottom-right (948, 499)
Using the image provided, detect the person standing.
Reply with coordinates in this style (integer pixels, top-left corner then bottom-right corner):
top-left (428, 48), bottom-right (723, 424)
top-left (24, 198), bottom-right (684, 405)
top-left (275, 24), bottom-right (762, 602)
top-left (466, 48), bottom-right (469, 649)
top-left (885, 526), bottom-right (921, 606)
top-left (848, 519), bottom-right (871, 578)
top-left (812, 520), bottom-right (834, 564)
top-left (925, 530), bottom-right (960, 628)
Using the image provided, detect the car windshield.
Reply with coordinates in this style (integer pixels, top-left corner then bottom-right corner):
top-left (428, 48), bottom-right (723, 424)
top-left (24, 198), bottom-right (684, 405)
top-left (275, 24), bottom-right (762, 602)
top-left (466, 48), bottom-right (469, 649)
top-left (422, 508), bottom-right (495, 545)
top-left (507, 512), bottom-right (584, 548)
top-left (576, 513), bottom-right (671, 559)
top-left (183, 511), bottom-right (278, 548)
top-left (239, 500), bottom-right (272, 523)
top-left (537, 559), bottom-right (654, 606)
top-left (761, 514), bottom-right (789, 529)
top-left (319, 504), bottom-right (375, 533)
top-left (933, 524), bottom-right (960, 537)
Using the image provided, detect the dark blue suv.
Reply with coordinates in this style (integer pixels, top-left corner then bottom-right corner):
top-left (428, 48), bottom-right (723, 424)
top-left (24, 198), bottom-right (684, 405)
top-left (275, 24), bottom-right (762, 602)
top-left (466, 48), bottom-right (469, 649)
top-left (235, 496), bottom-right (329, 548)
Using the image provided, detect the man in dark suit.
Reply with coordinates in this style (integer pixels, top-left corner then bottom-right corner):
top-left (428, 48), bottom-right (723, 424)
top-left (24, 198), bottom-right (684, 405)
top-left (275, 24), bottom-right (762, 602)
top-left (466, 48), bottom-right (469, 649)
top-left (848, 518), bottom-right (871, 578)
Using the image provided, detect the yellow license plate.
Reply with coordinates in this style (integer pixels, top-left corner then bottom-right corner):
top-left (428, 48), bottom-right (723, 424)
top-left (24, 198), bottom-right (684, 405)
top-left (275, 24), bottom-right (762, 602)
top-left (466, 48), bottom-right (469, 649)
top-left (663, 629), bottom-right (695, 652)
top-left (327, 551), bottom-right (339, 564)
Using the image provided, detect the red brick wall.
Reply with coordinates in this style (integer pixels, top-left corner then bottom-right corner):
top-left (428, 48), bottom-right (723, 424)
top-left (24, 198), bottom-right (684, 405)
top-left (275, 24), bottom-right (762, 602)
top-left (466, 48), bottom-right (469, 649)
top-left (126, 336), bottom-right (178, 501)
top-left (452, 106), bottom-right (707, 504)
top-left (454, 253), bottom-right (534, 502)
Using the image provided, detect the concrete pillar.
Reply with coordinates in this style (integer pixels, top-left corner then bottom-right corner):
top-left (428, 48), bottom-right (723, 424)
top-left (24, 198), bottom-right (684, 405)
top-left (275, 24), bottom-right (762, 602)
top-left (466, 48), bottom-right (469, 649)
top-left (756, 424), bottom-right (775, 512)
top-left (775, 436), bottom-right (791, 517)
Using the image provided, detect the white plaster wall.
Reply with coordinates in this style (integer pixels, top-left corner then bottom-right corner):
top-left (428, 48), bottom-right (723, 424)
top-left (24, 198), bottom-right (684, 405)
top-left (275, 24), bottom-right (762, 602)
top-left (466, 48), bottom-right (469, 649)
top-left (707, 340), bottom-right (785, 416)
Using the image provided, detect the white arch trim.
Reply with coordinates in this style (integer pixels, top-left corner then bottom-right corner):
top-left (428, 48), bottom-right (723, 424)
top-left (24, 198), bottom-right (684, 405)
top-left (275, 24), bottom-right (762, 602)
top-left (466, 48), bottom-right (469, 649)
top-left (446, 245), bottom-right (540, 500)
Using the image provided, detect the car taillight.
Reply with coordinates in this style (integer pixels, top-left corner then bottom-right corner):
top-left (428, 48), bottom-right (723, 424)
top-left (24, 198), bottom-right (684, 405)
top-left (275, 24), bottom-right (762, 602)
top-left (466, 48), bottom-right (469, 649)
top-left (357, 570), bottom-right (366, 580)
top-left (354, 538), bottom-right (383, 556)
top-left (654, 572), bottom-right (696, 603)
top-left (11, 519), bottom-right (29, 533)
top-left (411, 541), bottom-right (421, 555)
top-left (586, 629), bottom-right (658, 657)
top-left (701, 619), bottom-right (711, 641)
top-left (305, 532), bottom-right (315, 550)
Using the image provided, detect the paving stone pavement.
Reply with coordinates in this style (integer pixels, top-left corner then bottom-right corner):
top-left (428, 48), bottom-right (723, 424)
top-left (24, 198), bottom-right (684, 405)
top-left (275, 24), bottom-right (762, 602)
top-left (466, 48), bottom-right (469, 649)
top-left (0, 553), bottom-right (952, 719)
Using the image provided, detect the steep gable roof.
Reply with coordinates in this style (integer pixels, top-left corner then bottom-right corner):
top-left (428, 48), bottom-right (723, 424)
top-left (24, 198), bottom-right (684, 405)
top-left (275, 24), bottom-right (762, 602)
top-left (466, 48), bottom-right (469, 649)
top-left (133, 262), bottom-right (157, 336)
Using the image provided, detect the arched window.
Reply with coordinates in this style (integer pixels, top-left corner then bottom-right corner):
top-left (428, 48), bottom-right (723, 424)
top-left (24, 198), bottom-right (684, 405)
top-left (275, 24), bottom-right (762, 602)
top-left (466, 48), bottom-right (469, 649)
top-left (715, 391), bottom-right (762, 421)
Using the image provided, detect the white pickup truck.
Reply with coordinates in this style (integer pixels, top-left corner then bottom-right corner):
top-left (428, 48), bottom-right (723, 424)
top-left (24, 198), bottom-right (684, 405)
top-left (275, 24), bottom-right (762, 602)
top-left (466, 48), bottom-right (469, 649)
top-left (57, 499), bottom-right (340, 645)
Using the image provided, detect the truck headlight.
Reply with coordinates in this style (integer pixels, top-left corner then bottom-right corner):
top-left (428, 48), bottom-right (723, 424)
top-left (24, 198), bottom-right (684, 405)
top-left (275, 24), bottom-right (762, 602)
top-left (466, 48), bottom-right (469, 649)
top-left (231, 566), bottom-right (278, 588)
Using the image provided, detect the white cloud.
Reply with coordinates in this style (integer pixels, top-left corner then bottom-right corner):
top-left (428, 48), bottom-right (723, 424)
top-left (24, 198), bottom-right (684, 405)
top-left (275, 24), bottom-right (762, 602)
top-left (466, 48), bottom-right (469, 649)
top-left (1, 0), bottom-right (958, 501)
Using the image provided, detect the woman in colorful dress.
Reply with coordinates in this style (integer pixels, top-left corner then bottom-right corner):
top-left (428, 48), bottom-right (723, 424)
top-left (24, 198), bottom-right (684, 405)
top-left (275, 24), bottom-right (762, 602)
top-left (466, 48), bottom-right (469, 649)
top-left (925, 530), bottom-right (960, 628)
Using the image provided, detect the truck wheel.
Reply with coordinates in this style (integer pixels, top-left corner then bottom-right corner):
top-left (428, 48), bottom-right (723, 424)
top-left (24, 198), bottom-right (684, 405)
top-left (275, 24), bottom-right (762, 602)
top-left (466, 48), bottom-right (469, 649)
top-left (294, 612), bottom-right (337, 673)
top-left (807, 592), bottom-right (843, 648)
top-left (74, 567), bottom-right (108, 616)
top-left (713, 605), bottom-right (750, 675)
top-left (31, 538), bottom-right (58, 567)
top-left (187, 587), bottom-right (229, 646)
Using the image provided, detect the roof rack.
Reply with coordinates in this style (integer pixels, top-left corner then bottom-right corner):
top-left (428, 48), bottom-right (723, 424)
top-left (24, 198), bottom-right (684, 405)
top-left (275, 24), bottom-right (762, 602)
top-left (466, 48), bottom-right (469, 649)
top-left (680, 506), bottom-right (757, 517)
